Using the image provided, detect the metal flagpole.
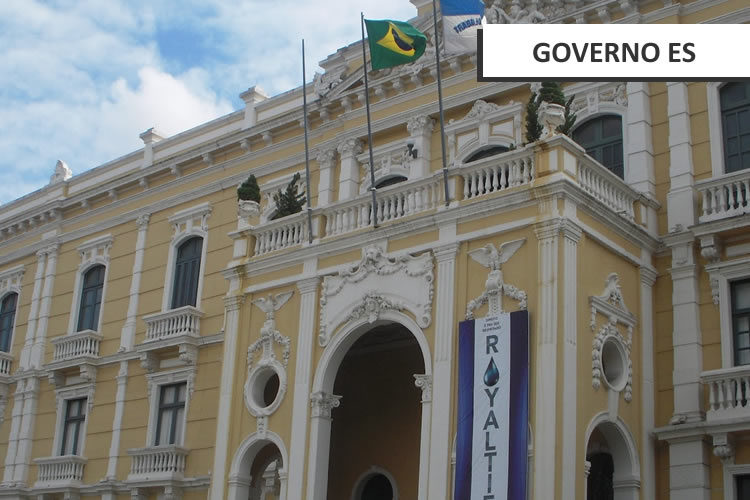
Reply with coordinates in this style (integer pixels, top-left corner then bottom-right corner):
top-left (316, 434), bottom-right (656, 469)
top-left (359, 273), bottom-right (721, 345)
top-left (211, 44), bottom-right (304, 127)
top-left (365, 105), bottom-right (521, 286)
top-left (360, 13), bottom-right (380, 228)
top-left (431, 0), bottom-right (451, 207)
top-left (301, 39), bottom-right (314, 244)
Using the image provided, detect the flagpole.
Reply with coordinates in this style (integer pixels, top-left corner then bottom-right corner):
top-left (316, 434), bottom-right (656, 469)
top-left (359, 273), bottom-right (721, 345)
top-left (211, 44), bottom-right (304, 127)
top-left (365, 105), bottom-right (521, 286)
top-left (360, 13), bottom-right (380, 228)
top-left (301, 39), bottom-right (314, 244)
top-left (431, 0), bottom-right (451, 207)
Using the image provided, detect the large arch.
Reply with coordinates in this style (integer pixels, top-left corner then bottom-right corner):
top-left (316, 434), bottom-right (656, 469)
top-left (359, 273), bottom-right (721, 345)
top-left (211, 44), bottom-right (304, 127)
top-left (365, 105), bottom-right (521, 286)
top-left (307, 310), bottom-right (433, 500)
top-left (228, 430), bottom-right (289, 500)
top-left (584, 413), bottom-right (640, 500)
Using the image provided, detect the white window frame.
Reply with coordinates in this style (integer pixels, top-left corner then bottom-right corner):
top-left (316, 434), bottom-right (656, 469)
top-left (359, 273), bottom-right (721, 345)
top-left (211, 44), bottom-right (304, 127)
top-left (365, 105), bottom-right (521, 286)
top-left (706, 81), bottom-right (750, 178)
top-left (565, 82), bottom-right (629, 183)
top-left (67, 235), bottom-right (112, 335)
top-left (162, 203), bottom-right (211, 312)
top-left (722, 462), bottom-right (750, 500)
top-left (52, 384), bottom-right (94, 457)
top-left (145, 367), bottom-right (195, 447)
top-left (0, 264), bottom-right (24, 353)
top-left (707, 256), bottom-right (750, 368)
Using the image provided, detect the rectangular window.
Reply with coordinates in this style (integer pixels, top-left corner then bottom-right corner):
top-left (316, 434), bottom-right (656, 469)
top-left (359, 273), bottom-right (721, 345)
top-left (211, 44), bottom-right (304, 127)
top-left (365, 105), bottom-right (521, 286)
top-left (155, 382), bottom-right (186, 446)
top-left (60, 398), bottom-right (87, 455)
top-left (733, 279), bottom-right (750, 366)
top-left (738, 474), bottom-right (750, 500)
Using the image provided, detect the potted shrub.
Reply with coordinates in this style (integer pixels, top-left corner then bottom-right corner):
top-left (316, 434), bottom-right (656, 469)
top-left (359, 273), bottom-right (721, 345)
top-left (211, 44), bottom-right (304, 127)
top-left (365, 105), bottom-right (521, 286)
top-left (237, 174), bottom-right (261, 220)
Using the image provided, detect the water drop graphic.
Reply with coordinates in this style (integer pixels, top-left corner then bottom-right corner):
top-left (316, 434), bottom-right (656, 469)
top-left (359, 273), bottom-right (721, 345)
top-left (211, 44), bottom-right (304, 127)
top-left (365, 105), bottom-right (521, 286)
top-left (484, 358), bottom-right (500, 386)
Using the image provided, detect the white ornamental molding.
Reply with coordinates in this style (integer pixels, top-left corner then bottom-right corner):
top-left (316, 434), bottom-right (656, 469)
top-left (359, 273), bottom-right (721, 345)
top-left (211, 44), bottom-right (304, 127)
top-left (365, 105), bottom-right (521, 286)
top-left (466, 238), bottom-right (527, 320)
top-left (77, 234), bottom-right (113, 270)
top-left (0, 265), bottom-right (24, 296)
top-left (590, 273), bottom-right (636, 403)
top-left (310, 391), bottom-right (342, 419)
top-left (244, 292), bottom-right (293, 417)
top-left (318, 245), bottom-right (434, 347)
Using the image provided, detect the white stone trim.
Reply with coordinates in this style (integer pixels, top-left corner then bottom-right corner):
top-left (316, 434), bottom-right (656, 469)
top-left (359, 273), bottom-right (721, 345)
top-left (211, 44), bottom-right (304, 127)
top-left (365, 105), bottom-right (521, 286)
top-left (51, 383), bottom-right (95, 457)
top-left (66, 234), bottom-right (113, 335)
top-left (584, 412), bottom-right (641, 500)
top-left (162, 204), bottom-right (211, 311)
top-left (0, 265), bottom-right (24, 355)
top-left (722, 461), bottom-right (750, 500)
top-left (706, 256), bottom-right (750, 368)
top-left (445, 100), bottom-right (523, 165)
top-left (144, 367), bottom-right (195, 446)
top-left (350, 466), bottom-right (399, 500)
top-left (120, 214), bottom-right (150, 351)
top-left (706, 82), bottom-right (744, 178)
top-left (105, 361), bottom-right (128, 479)
top-left (227, 430), bottom-right (289, 500)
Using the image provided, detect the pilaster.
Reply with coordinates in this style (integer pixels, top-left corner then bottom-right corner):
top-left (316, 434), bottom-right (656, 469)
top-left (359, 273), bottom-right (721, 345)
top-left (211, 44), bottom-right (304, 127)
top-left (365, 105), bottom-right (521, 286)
top-left (316, 149), bottom-right (336, 207)
top-left (306, 391), bottom-right (341, 500)
top-left (105, 361), bottom-right (129, 479)
top-left (668, 437), bottom-right (710, 500)
top-left (414, 374), bottom-right (433, 500)
top-left (428, 241), bottom-right (458, 500)
top-left (640, 262), bottom-right (657, 500)
top-left (14, 376), bottom-right (41, 484)
top-left (406, 115), bottom-right (434, 179)
top-left (287, 276), bottom-right (320, 500)
top-left (337, 138), bottom-right (363, 201)
top-left (19, 249), bottom-right (46, 370)
top-left (626, 82), bottom-right (656, 197)
top-left (121, 213), bottom-right (150, 351)
top-left (533, 220), bottom-right (560, 500)
top-left (30, 244), bottom-right (59, 369)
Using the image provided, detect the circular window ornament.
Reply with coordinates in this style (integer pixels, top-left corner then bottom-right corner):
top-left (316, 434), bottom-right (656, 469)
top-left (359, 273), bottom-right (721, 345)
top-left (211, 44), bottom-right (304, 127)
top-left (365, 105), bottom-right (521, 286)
top-left (245, 361), bottom-right (287, 417)
top-left (600, 337), bottom-right (627, 392)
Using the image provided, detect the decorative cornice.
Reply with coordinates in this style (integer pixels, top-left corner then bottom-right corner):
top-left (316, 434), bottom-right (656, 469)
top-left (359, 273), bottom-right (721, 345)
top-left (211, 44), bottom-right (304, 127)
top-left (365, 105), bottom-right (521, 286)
top-left (406, 115), bottom-right (435, 137)
top-left (336, 138), bottom-right (363, 157)
top-left (136, 213), bottom-right (151, 229)
top-left (296, 277), bottom-right (320, 295)
top-left (433, 243), bottom-right (460, 263)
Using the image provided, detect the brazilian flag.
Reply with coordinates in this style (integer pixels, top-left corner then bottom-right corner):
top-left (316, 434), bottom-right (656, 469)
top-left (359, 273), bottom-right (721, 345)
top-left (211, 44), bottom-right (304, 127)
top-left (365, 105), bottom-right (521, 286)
top-left (364, 19), bottom-right (427, 70)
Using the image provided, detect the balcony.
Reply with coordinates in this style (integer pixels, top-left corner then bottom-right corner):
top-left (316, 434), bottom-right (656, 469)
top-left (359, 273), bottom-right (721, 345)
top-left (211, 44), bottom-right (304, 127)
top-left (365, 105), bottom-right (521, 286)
top-left (34, 455), bottom-right (87, 488)
top-left (235, 136), bottom-right (647, 260)
top-left (697, 169), bottom-right (750, 224)
top-left (0, 351), bottom-right (12, 377)
top-left (702, 365), bottom-right (750, 422)
top-left (143, 306), bottom-right (203, 342)
top-left (50, 330), bottom-right (102, 362)
top-left (127, 445), bottom-right (189, 482)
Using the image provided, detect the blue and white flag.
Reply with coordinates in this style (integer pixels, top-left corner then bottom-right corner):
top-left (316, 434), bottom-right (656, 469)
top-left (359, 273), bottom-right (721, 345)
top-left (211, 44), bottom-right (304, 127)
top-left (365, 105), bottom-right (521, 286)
top-left (455, 311), bottom-right (529, 500)
top-left (440, 0), bottom-right (484, 55)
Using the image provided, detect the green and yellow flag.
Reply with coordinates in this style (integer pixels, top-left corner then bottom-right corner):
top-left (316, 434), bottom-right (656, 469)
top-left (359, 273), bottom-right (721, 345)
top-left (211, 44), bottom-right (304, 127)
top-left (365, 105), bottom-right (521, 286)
top-left (364, 19), bottom-right (427, 70)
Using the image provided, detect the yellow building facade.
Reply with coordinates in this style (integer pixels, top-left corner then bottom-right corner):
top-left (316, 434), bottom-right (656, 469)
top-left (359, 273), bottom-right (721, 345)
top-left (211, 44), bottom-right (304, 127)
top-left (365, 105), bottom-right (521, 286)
top-left (0, 1), bottom-right (749, 499)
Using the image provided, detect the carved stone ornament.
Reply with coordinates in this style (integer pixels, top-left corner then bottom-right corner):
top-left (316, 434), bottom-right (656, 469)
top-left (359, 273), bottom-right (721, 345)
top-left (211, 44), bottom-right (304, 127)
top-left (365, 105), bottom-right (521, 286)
top-left (313, 66), bottom-right (347, 98)
top-left (484, 0), bottom-right (549, 24)
top-left (712, 434), bottom-right (734, 464)
top-left (49, 159), bottom-right (72, 185)
top-left (590, 273), bottom-right (636, 403)
top-left (247, 292), bottom-right (293, 369)
top-left (466, 238), bottom-right (527, 320)
top-left (310, 391), bottom-right (342, 419)
top-left (538, 101), bottom-right (566, 139)
top-left (238, 200), bottom-right (261, 219)
top-left (318, 245), bottom-right (433, 346)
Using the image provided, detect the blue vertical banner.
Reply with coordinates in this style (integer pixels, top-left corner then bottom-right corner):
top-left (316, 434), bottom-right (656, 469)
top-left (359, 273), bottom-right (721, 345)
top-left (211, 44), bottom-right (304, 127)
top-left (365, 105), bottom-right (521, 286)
top-left (440, 0), bottom-right (484, 55)
top-left (455, 310), bottom-right (529, 500)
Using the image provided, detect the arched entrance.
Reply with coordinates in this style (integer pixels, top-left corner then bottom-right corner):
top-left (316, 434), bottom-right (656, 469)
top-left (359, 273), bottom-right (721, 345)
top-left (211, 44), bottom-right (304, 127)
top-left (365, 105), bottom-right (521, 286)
top-left (584, 415), bottom-right (640, 500)
top-left (307, 313), bottom-right (432, 500)
top-left (228, 431), bottom-right (289, 500)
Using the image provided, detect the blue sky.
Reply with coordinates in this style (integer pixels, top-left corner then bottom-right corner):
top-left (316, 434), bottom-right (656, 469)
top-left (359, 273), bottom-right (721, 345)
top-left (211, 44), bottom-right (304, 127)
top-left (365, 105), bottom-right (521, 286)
top-left (0, 0), bottom-right (417, 205)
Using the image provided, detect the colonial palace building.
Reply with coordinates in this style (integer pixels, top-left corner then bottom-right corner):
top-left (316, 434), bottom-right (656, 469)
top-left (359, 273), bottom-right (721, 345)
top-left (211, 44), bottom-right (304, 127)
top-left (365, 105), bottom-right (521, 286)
top-left (0, 0), bottom-right (749, 499)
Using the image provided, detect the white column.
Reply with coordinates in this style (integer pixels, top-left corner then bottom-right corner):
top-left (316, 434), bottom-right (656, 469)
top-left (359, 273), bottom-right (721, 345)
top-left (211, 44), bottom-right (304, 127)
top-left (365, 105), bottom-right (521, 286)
top-left (2, 382), bottom-right (25, 483)
top-left (533, 221), bottom-right (560, 500)
top-left (626, 82), bottom-right (656, 196)
top-left (561, 221), bottom-right (581, 500)
top-left (316, 150), bottom-right (336, 207)
top-left (121, 214), bottom-right (150, 351)
top-left (209, 288), bottom-right (245, 500)
top-left (105, 361), bottom-right (129, 479)
top-left (337, 138), bottom-right (363, 200)
top-left (30, 244), bottom-right (59, 369)
top-left (13, 377), bottom-right (40, 484)
top-left (666, 82), bottom-right (696, 232)
top-left (427, 242), bottom-right (459, 500)
top-left (668, 438), bottom-right (710, 500)
top-left (287, 277), bottom-right (320, 500)
top-left (406, 116), bottom-right (434, 179)
top-left (306, 391), bottom-right (341, 500)
top-left (19, 249), bottom-right (46, 370)
top-left (414, 374), bottom-right (433, 500)
top-left (639, 262), bottom-right (657, 500)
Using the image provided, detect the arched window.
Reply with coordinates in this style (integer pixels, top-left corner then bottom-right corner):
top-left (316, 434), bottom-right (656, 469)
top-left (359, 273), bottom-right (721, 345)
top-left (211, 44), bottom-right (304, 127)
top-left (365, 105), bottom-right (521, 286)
top-left (573, 115), bottom-right (624, 179)
top-left (375, 175), bottom-right (408, 189)
top-left (465, 145), bottom-right (510, 163)
top-left (721, 82), bottom-right (750, 173)
top-left (360, 473), bottom-right (394, 500)
top-left (171, 237), bottom-right (203, 309)
top-left (0, 293), bottom-right (18, 352)
top-left (77, 265), bottom-right (105, 332)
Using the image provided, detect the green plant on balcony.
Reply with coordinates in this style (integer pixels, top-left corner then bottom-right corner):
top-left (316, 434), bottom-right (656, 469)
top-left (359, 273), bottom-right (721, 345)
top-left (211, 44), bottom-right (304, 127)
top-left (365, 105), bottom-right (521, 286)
top-left (237, 174), bottom-right (261, 202)
top-left (272, 173), bottom-right (306, 219)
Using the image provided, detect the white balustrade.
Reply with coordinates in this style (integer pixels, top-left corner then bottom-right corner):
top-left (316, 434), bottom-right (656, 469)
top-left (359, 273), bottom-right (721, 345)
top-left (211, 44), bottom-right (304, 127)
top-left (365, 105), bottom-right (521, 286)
top-left (578, 158), bottom-right (636, 221)
top-left (459, 148), bottom-right (535, 200)
top-left (51, 330), bottom-right (102, 362)
top-left (128, 445), bottom-right (189, 480)
top-left (697, 170), bottom-right (750, 223)
top-left (702, 366), bottom-right (750, 421)
top-left (323, 176), bottom-right (444, 237)
top-left (143, 306), bottom-right (203, 341)
top-left (252, 213), bottom-right (308, 256)
top-left (34, 456), bottom-right (87, 484)
top-left (0, 351), bottom-right (12, 376)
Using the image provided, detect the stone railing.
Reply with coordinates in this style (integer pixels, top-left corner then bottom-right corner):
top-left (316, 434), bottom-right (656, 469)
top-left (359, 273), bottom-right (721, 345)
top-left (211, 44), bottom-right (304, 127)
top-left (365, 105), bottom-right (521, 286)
top-left (456, 147), bottom-right (535, 200)
top-left (251, 212), bottom-right (309, 256)
top-left (34, 456), bottom-right (87, 485)
top-left (697, 170), bottom-right (750, 223)
top-left (0, 351), bottom-right (13, 376)
top-left (51, 330), bottom-right (103, 362)
top-left (323, 175), bottom-right (445, 237)
top-left (128, 445), bottom-right (189, 480)
top-left (578, 156), bottom-right (636, 221)
top-left (143, 306), bottom-right (203, 341)
top-left (702, 365), bottom-right (750, 421)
